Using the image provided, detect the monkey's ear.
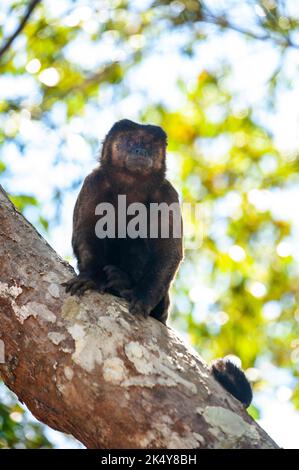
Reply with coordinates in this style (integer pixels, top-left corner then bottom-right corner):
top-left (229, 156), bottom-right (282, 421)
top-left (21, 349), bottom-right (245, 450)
top-left (153, 126), bottom-right (167, 143)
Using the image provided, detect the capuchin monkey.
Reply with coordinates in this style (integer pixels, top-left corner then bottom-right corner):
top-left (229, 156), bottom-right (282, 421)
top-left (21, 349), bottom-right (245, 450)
top-left (64, 119), bottom-right (252, 408)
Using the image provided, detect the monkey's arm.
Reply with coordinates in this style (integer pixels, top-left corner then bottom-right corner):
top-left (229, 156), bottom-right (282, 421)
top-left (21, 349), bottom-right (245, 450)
top-left (64, 171), bottom-right (108, 296)
top-left (130, 182), bottom-right (183, 316)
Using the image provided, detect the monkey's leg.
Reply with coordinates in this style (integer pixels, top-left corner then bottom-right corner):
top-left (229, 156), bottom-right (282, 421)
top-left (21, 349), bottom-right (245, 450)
top-left (103, 265), bottom-right (133, 298)
top-left (150, 293), bottom-right (170, 324)
top-left (129, 240), bottom-right (182, 318)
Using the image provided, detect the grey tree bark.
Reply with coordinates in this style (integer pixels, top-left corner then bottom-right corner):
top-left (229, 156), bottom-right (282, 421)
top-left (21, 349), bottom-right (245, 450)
top-left (0, 185), bottom-right (278, 449)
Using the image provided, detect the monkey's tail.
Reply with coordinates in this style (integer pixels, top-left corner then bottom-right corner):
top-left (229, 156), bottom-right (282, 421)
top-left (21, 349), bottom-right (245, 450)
top-left (211, 358), bottom-right (253, 408)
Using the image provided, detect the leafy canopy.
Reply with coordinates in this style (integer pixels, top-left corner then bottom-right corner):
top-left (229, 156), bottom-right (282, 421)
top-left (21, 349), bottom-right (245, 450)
top-left (1, 0), bottom-right (299, 446)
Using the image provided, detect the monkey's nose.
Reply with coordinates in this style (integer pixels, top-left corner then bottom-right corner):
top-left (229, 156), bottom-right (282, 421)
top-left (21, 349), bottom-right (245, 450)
top-left (133, 147), bottom-right (148, 157)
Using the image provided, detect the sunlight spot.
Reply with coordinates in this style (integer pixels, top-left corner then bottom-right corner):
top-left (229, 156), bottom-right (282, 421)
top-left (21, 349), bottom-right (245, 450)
top-left (10, 411), bottom-right (23, 423)
top-left (228, 244), bottom-right (246, 262)
top-left (129, 34), bottom-right (145, 50)
top-left (247, 281), bottom-right (267, 298)
top-left (263, 301), bottom-right (281, 320)
top-left (39, 68), bottom-right (60, 87)
top-left (247, 189), bottom-right (270, 212)
top-left (276, 241), bottom-right (291, 258)
top-left (26, 58), bottom-right (41, 74)
top-left (189, 285), bottom-right (215, 304)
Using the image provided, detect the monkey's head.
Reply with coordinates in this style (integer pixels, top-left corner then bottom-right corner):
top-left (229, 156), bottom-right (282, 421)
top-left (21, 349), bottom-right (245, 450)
top-left (101, 119), bottom-right (167, 177)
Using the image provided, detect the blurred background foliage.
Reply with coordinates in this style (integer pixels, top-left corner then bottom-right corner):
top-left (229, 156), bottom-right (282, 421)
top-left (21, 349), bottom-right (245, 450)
top-left (1, 0), bottom-right (299, 447)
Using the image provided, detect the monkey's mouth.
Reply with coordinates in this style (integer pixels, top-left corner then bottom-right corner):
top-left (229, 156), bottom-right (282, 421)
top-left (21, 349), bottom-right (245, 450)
top-left (125, 154), bottom-right (153, 172)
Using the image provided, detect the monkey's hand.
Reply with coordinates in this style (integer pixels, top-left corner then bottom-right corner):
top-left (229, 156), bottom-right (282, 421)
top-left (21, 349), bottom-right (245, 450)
top-left (129, 295), bottom-right (153, 317)
top-left (63, 272), bottom-right (106, 297)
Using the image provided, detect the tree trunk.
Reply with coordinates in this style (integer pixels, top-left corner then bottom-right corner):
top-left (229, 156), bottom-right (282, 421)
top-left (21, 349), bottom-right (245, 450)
top-left (0, 185), bottom-right (278, 449)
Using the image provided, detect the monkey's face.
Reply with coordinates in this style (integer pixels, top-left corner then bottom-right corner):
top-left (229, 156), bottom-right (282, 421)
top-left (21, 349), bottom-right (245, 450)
top-left (104, 120), bottom-right (167, 176)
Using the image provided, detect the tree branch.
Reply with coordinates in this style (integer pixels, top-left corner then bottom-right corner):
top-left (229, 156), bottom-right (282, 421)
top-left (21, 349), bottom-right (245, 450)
top-left (196, 1), bottom-right (299, 50)
top-left (202, 15), bottom-right (299, 50)
top-left (0, 185), bottom-right (278, 449)
top-left (0, 0), bottom-right (42, 61)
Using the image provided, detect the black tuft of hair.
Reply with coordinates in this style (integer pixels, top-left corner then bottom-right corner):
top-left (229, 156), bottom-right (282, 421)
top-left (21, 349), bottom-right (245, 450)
top-left (106, 119), bottom-right (167, 142)
top-left (108, 119), bottom-right (139, 134)
top-left (211, 359), bottom-right (253, 408)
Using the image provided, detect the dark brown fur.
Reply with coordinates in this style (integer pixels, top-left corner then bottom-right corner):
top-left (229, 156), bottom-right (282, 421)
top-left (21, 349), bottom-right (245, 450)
top-left (64, 119), bottom-right (183, 324)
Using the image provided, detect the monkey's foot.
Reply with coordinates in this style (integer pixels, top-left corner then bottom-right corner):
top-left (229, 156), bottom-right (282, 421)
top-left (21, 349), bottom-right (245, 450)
top-left (103, 265), bottom-right (132, 296)
top-left (129, 297), bottom-right (152, 318)
top-left (63, 275), bottom-right (105, 296)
